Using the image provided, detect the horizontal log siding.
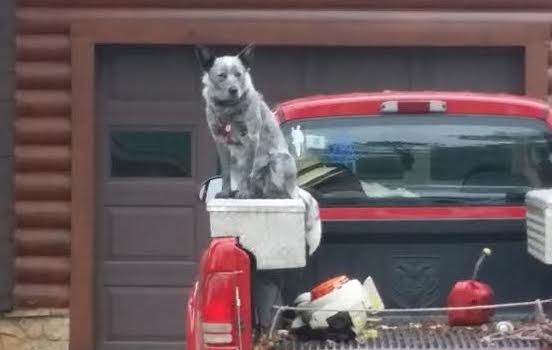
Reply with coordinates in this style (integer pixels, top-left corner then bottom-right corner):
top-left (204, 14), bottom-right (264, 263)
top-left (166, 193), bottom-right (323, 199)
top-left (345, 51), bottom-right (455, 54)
top-left (14, 2), bottom-right (71, 308)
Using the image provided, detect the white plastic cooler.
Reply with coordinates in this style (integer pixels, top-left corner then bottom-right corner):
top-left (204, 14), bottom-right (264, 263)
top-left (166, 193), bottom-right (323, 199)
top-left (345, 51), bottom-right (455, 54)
top-left (207, 198), bottom-right (307, 269)
top-left (525, 189), bottom-right (552, 264)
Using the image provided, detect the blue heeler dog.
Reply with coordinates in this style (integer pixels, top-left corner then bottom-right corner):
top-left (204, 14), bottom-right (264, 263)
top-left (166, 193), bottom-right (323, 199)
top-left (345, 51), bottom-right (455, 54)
top-left (195, 44), bottom-right (321, 256)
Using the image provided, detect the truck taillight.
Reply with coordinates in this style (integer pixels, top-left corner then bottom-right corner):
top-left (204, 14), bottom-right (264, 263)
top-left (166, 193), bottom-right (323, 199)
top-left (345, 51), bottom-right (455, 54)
top-left (381, 100), bottom-right (447, 114)
top-left (201, 272), bottom-right (237, 345)
top-left (194, 237), bottom-right (251, 350)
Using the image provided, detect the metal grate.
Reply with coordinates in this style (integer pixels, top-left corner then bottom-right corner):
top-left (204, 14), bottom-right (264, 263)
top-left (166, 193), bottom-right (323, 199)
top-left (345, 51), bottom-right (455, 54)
top-left (277, 328), bottom-right (550, 350)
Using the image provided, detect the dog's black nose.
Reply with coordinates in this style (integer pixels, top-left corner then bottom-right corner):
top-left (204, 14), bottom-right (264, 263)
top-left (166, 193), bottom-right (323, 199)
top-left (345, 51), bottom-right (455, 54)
top-left (229, 87), bottom-right (238, 96)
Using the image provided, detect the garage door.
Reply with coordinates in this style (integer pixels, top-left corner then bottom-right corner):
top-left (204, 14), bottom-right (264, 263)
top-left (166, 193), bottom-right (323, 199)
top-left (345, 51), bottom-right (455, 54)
top-left (95, 45), bottom-right (523, 350)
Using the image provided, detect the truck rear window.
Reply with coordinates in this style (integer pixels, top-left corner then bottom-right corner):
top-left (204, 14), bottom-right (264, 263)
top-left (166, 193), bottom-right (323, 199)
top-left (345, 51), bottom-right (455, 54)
top-left (281, 115), bottom-right (552, 206)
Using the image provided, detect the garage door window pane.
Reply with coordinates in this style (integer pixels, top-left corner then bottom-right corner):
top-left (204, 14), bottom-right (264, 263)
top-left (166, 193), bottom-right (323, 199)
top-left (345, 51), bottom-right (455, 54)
top-left (111, 130), bottom-right (191, 177)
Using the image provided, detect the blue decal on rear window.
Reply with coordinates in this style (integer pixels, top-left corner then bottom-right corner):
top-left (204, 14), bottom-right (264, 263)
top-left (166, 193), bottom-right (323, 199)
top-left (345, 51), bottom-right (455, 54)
top-left (325, 136), bottom-right (359, 165)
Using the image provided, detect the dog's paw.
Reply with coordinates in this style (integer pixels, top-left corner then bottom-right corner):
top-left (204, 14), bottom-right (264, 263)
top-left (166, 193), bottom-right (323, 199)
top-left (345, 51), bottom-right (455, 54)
top-left (215, 190), bottom-right (232, 199)
top-left (235, 190), bottom-right (251, 199)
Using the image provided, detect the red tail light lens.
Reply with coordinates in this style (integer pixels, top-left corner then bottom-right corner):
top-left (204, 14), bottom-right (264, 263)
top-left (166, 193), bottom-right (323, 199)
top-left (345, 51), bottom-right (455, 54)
top-left (202, 273), bottom-right (236, 324)
top-left (202, 272), bottom-right (237, 345)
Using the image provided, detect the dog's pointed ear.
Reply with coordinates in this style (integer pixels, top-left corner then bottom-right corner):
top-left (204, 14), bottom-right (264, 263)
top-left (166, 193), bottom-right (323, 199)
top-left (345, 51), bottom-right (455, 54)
top-left (238, 44), bottom-right (255, 69)
top-left (194, 45), bottom-right (215, 71)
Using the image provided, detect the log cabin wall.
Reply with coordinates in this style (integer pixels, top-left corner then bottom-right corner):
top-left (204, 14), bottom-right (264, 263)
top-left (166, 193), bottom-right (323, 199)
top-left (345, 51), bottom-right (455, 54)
top-left (12, 0), bottom-right (552, 310)
top-left (15, 1), bottom-right (73, 310)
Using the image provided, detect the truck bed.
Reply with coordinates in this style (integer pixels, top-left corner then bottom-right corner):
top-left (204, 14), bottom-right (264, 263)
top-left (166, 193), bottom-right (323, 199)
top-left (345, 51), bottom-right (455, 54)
top-left (252, 217), bottom-right (552, 350)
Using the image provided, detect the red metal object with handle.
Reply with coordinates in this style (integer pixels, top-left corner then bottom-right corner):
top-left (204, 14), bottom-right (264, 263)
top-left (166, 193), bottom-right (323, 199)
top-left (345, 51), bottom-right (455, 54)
top-left (447, 248), bottom-right (495, 326)
top-left (447, 280), bottom-right (495, 326)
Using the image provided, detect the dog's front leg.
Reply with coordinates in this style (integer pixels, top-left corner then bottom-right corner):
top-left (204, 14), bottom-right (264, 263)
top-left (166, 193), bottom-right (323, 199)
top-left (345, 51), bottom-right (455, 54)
top-left (235, 135), bottom-right (259, 199)
top-left (234, 151), bottom-right (255, 199)
top-left (215, 142), bottom-right (233, 198)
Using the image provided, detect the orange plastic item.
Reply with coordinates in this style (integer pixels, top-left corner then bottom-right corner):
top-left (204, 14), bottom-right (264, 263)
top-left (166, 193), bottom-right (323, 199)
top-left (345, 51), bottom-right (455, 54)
top-left (311, 275), bottom-right (350, 300)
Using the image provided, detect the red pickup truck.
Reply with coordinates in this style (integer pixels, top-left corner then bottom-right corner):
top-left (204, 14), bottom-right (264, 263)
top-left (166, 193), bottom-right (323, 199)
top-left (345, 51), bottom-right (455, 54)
top-left (186, 91), bottom-right (552, 350)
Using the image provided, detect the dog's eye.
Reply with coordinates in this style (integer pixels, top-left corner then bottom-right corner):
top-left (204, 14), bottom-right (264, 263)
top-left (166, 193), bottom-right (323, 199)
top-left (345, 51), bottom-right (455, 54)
top-left (217, 73), bottom-right (227, 79)
top-left (235, 72), bottom-right (242, 77)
